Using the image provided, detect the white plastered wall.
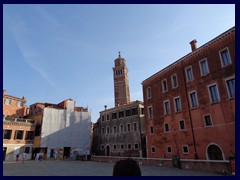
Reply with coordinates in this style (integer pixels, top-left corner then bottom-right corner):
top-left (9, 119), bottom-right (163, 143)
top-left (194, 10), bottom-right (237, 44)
top-left (40, 100), bottom-right (91, 155)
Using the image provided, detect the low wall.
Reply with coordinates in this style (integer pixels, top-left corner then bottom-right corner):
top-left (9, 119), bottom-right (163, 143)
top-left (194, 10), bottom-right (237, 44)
top-left (92, 156), bottom-right (231, 175)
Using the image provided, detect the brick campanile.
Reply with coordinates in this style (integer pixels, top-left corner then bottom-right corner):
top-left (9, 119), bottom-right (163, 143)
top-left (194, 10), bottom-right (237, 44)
top-left (113, 52), bottom-right (130, 107)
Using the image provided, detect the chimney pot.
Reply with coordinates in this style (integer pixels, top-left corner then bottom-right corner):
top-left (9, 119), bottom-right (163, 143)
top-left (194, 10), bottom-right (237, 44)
top-left (190, 39), bottom-right (197, 52)
top-left (104, 105), bottom-right (107, 110)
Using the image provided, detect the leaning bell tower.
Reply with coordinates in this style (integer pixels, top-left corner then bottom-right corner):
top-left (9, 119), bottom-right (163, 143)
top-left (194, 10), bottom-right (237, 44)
top-left (113, 52), bottom-right (130, 107)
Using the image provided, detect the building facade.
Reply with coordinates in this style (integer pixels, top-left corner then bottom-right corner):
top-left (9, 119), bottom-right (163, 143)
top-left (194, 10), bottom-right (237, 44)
top-left (3, 90), bottom-right (28, 118)
top-left (28, 99), bottom-right (91, 160)
top-left (142, 27), bottom-right (235, 160)
top-left (92, 53), bottom-right (146, 157)
top-left (3, 90), bottom-right (35, 161)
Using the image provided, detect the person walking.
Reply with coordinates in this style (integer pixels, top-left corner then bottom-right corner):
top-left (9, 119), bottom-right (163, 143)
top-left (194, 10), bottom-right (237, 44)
top-left (22, 153), bottom-right (27, 164)
top-left (16, 154), bottom-right (19, 162)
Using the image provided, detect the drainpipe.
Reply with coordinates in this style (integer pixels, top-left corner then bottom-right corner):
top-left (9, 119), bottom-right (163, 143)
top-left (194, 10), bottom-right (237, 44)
top-left (181, 60), bottom-right (198, 159)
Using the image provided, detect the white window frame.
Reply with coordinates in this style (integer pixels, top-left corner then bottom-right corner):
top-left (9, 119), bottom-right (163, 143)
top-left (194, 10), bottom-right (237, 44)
top-left (185, 66), bottom-right (194, 82)
top-left (174, 96), bottom-right (182, 113)
top-left (134, 143), bottom-right (139, 150)
top-left (101, 127), bottom-right (105, 135)
top-left (162, 79), bottom-right (168, 92)
top-left (208, 83), bottom-right (220, 103)
top-left (199, 58), bottom-right (209, 76)
top-left (171, 74), bottom-right (178, 88)
top-left (179, 120), bottom-right (185, 130)
top-left (147, 87), bottom-right (152, 99)
top-left (182, 145), bottom-right (189, 154)
top-left (120, 144), bottom-right (124, 150)
top-left (113, 144), bottom-right (117, 150)
top-left (203, 114), bottom-right (213, 127)
top-left (164, 100), bottom-right (170, 115)
top-left (133, 122), bottom-right (138, 131)
top-left (219, 47), bottom-right (232, 67)
top-left (113, 125), bottom-right (117, 134)
top-left (127, 144), bottom-right (132, 150)
top-left (148, 106), bottom-right (153, 119)
top-left (189, 91), bottom-right (199, 109)
top-left (127, 123), bottom-right (131, 132)
top-left (225, 75), bottom-right (235, 99)
top-left (120, 124), bottom-right (124, 133)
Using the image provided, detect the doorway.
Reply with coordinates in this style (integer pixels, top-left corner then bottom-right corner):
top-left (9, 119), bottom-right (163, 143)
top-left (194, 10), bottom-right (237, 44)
top-left (207, 144), bottom-right (223, 160)
top-left (106, 145), bottom-right (110, 156)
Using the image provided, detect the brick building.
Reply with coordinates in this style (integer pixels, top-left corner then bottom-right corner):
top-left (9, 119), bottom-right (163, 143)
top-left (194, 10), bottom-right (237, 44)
top-left (142, 27), bottom-right (235, 160)
top-left (92, 53), bottom-right (146, 157)
top-left (3, 90), bottom-right (28, 118)
top-left (3, 91), bottom-right (35, 161)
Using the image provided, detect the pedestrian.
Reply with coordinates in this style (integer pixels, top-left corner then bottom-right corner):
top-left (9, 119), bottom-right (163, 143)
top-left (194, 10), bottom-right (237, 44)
top-left (113, 158), bottom-right (141, 176)
top-left (22, 153), bottom-right (27, 164)
top-left (16, 154), bottom-right (19, 162)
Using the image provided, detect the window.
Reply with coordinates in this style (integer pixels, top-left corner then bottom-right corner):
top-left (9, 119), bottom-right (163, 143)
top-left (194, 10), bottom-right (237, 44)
top-left (199, 59), bottom-right (209, 76)
top-left (101, 127), bottom-right (105, 135)
top-left (171, 74), bottom-right (178, 88)
top-left (164, 123), bottom-right (170, 132)
top-left (14, 130), bottom-right (24, 140)
top-left (120, 144), bottom-right (124, 149)
top-left (204, 115), bottom-right (212, 126)
top-left (182, 146), bottom-right (189, 154)
top-left (113, 126), bottom-right (117, 133)
top-left (186, 66), bottom-right (194, 81)
top-left (113, 144), bottom-right (117, 150)
top-left (5, 99), bottom-right (10, 105)
top-left (219, 48), bottom-right (232, 66)
top-left (167, 146), bottom-right (172, 153)
top-left (134, 144), bottom-right (139, 149)
top-left (147, 87), bottom-right (152, 99)
top-left (4, 129), bottom-right (12, 139)
top-left (25, 147), bottom-right (30, 154)
top-left (128, 144), bottom-right (132, 150)
top-left (120, 124), bottom-right (124, 133)
top-left (112, 112), bottom-right (117, 119)
top-left (127, 124), bottom-right (131, 132)
top-left (132, 108), bottom-right (138, 116)
top-left (16, 101), bottom-right (21, 107)
top-left (148, 106), bottom-right (153, 119)
top-left (106, 114), bottom-right (110, 121)
top-left (189, 91), bottom-right (198, 108)
top-left (150, 126), bottom-right (154, 134)
top-left (174, 97), bottom-right (181, 112)
top-left (151, 147), bottom-right (156, 153)
top-left (25, 131), bottom-right (34, 140)
top-left (208, 84), bottom-right (220, 103)
top-left (164, 100), bottom-right (170, 115)
top-left (101, 145), bottom-right (104, 150)
top-left (179, 120), bottom-right (185, 130)
top-left (162, 79), bottom-right (168, 92)
top-left (101, 115), bottom-right (105, 122)
top-left (225, 77), bottom-right (235, 98)
top-left (119, 111), bottom-right (124, 118)
top-left (106, 126), bottom-right (110, 134)
top-left (133, 123), bottom-right (138, 131)
top-left (126, 109), bottom-right (131, 117)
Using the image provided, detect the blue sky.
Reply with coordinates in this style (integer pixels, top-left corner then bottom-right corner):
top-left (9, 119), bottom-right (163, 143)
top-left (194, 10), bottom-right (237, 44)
top-left (3, 4), bottom-right (235, 122)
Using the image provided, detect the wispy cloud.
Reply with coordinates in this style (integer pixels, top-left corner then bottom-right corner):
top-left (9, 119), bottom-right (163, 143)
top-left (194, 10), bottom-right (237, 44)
top-left (7, 16), bottom-right (58, 89)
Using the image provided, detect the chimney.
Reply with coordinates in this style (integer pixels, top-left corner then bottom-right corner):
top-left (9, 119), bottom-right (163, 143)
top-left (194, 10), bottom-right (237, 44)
top-left (104, 105), bottom-right (107, 110)
top-left (190, 39), bottom-right (197, 52)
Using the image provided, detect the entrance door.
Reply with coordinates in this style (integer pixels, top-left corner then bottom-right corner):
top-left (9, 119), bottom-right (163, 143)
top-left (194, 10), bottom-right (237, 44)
top-left (3, 147), bottom-right (7, 161)
top-left (64, 147), bottom-right (71, 159)
top-left (207, 145), bottom-right (223, 160)
top-left (106, 145), bottom-right (110, 156)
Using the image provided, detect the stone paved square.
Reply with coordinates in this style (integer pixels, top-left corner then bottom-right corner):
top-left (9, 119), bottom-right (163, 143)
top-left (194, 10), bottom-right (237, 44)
top-left (3, 160), bottom-right (223, 176)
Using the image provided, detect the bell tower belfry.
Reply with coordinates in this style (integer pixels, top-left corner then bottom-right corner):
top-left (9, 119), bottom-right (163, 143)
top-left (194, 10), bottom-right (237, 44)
top-left (113, 52), bottom-right (130, 107)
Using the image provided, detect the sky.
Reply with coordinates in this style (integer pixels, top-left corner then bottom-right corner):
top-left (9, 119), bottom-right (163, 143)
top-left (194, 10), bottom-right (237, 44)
top-left (3, 4), bottom-right (235, 123)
